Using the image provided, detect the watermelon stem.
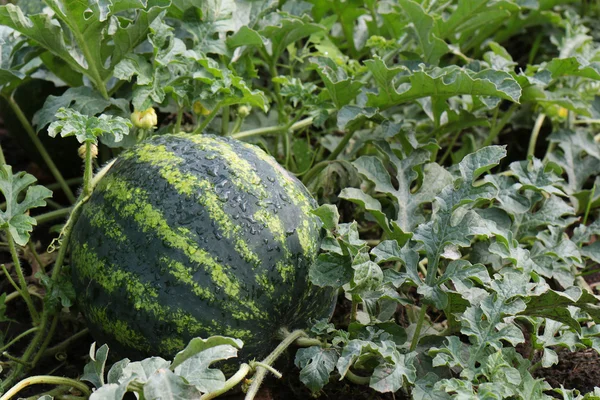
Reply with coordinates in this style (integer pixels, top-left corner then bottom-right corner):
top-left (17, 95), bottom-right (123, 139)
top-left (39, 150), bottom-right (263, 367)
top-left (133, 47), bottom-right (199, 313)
top-left (244, 328), bottom-right (308, 400)
top-left (0, 375), bottom-right (92, 400)
top-left (82, 142), bottom-right (93, 198)
top-left (200, 363), bottom-right (251, 400)
top-left (250, 361), bottom-right (282, 379)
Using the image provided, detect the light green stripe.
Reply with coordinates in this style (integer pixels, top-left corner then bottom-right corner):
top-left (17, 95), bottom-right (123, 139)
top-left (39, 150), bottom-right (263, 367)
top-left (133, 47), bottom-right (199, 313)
top-left (159, 257), bottom-right (216, 302)
top-left (128, 143), bottom-right (262, 267)
top-left (83, 202), bottom-right (127, 243)
top-left (85, 305), bottom-right (151, 352)
top-left (127, 142), bottom-right (291, 296)
top-left (97, 175), bottom-right (267, 320)
top-left (187, 136), bottom-right (269, 199)
top-left (240, 143), bottom-right (319, 255)
top-left (185, 137), bottom-right (294, 259)
top-left (73, 243), bottom-right (205, 334)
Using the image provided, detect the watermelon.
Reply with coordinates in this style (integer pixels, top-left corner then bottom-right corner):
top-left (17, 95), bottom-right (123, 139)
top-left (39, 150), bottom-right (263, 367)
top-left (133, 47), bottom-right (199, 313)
top-left (69, 133), bottom-right (336, 362)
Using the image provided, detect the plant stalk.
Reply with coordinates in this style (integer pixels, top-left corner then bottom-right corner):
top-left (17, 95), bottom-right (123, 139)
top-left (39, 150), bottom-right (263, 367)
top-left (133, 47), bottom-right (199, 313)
top-left (35, 207), bottom-right (73, 225)
top-left (221, 106), bottom-right (230, 136)
top-left (327, 129), bottom-right (356, 161)
top-left (0, 327), bottom-right (40, 352)
top-left (233, 117), bottom-right (314, 140)
top-left (200, 363), bottom-right (251, 400)
top-left (482, 103), bottom-right (518, 147)
top-left (244, 329), bottom-right (308, 400)
top-left (410, 305), bottom-right (428, 351)
top-left (6, 231), bottom-right (40, 324)
top-left (82, 142), bottom-right (93, 198)
top-left (527, 113), bottom-right (546, 159)
top-left (193, 106), bottom-right (221, 134)
top-left (0, 375), bottom-right (91, 400)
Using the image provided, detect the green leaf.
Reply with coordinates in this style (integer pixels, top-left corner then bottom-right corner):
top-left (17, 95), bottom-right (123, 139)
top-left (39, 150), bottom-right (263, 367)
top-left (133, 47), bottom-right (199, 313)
top-left (48, 108), bottom-right (132, 144)
top-left (309, 253), bottom-right (353, 288)
top-left (336, 106), bottom-right (384, 131)
top-left (545, 57), bottom-right (600, 81)
top-left (509, 158), bottom-right (566, 196)
top-left (437, 0), bottom-right (520, 47)
top-left (0, 1), bottom-right (168, 84)
top-left (413, 373), bottom-right (451, 400)
top-left (312, 204), bottom-right (339, 231)
top-left (81, 343), bottom-right (109, 389)
top-left (33, 87), bottom-right (113, 132)
top-left (531, 318), bottom-right (580, 368)
top-left (170, 336), bottom-right (242, 370)
top-left (460, 294), bottom-right (525, 353)
top-left (180, 0), bottom-right (237, 55)
top-left (310, 56), bottom-right (362, 108)
top-left (547, 129), bottom-right (600, 195)
top-left (515, 195), bottom-right (578, 239)
top-left (364, 59), bottom-right (521, 109)
top-left (0, 165), bottom-right (52, 246)
top-left (119, 357), bottom-right (171, 383)
top-left (370, 344), bottom-right (416, 392)
top-left (396, 0), bottom-right (448, 65)
top-left (113, 54), bottom-right (153, 85)
top-left (295, 346), bottom-right (338, 393)
top-left (143, 368), bottom-right (203, 400)
top-left (37, 271), bottom-right (76, 310)
top-left (259, 13), bottom-right (324, 60)
top-left (172, 337), bottom-right (242, 393)
top-left (344, 144), bottom-right (451, 240)
top-left (89, 376), bottom-right (136, 400)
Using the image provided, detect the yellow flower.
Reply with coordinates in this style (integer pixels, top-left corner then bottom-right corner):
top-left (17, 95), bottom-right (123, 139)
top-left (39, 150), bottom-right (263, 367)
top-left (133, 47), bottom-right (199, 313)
top-left (193, 101), bottom-right (212, 116)
top-left (557, 107), bottom-right (568, 118)
top-left (131, 107), bottom-right (157, 129)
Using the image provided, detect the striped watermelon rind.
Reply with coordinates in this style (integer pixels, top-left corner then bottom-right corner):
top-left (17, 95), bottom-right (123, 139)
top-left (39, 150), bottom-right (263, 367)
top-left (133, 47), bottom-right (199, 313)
top-left (69, 133), bottom-right (336, 362)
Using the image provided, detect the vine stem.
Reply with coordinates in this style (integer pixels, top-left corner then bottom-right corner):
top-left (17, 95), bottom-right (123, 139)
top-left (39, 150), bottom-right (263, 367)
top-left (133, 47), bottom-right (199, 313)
top-left (0, 143), bottom-right (5, 165)
top-left (527, 113), bottom-right (546, 159)
top-left (42, 328), bottom-right (89, 359)
top-left (482, 103), bottom-right (519, 147)
top-left (2, 93), bottom-right (76, 203)
top-left (244, 329), bottom-right (308, 400)
top-left (0, 375), bottom-right (91, 400)
top-left (193, 106), bottom-right (221, 134)
top-left (6, 231), bottom-right (40, 324)
top-left (410, 305), bottom-right (428, 351)
top-left (232, 117), bottom-right (314, 140)
top-left (0, 327), bottom-right (39, 352)
top-left (345, 369), bottom-right (370, 385)
top-left (33, 207), bottom-right (72, 226)
top-left (200, 363), bottom-right (251, 400)
top-left (52, 159), bottom-right (115, 280)
top-left (327, 129), bottom-right (356, 161)
top-left (221, 106), bottom-right (230, 136)
top-left (82, 142), bottom-right (93, 198)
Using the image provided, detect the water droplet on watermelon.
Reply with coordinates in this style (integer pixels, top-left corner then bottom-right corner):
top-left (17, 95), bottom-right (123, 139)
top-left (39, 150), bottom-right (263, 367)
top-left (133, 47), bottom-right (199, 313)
top-left (206, 166), bottom-right (219, 177)
top-left (218, 191), bottom-right (230, 202)
top-left (214, 231), bottom-right (223, 240)
top-left (250, 227), bottom-right (257, 235)
top-left (240, 202), bottom-right (247, 212)
top-left (232, 214), bottom-right (240, 220)
top-left (285, 229), bottom-right (295, 237)
top-left (263, 239), bottom-right (269, 244)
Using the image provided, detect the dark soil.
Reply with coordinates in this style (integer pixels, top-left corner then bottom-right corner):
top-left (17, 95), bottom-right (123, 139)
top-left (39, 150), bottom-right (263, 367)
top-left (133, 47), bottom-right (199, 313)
top-left (535, 349), bottom-right (600, 395)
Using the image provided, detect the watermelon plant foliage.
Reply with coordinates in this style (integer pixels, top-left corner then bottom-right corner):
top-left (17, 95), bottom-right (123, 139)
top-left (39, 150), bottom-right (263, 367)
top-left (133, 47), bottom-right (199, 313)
top-left (2, 0), bottom-right (600, 399)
